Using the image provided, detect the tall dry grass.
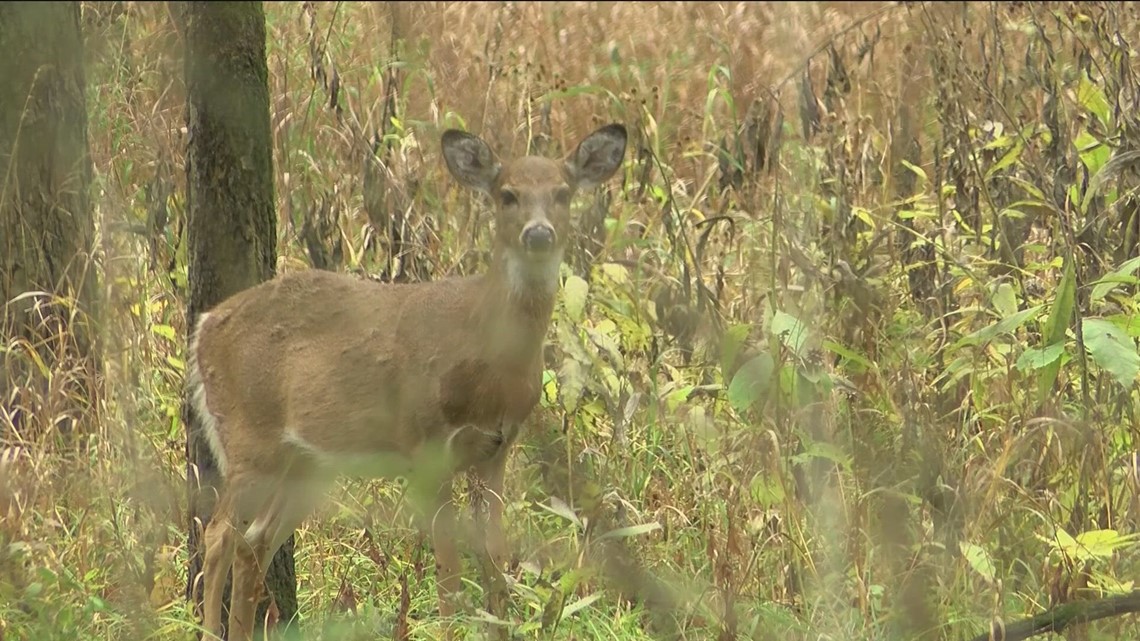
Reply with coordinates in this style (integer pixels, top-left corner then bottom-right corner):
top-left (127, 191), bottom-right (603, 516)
top-left (4, 2), bottom-right (1140, 640)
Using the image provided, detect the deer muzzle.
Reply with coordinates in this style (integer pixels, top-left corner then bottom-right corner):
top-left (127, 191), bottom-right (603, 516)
top-left (521, 221), bottom-right (556, 254)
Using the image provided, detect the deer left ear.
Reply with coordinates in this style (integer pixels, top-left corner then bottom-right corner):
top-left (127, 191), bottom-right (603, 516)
top-left (565, 124), bottom-right (627, 190)
top-left (442, 129), bottom-right (501, 193)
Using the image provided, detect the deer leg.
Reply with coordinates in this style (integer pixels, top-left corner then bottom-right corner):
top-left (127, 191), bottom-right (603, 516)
top-left (430, 478), bottom-right (463, 621)
top-left (201, 490), bottom-right (238, 640)
top-left (227, 474), bottom-right (310, 641)
top-left (473, 450), bottom-right (511, 630)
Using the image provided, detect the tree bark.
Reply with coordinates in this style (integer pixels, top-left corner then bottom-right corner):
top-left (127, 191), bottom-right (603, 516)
top-left (178, 2), bottom-right (296, 636)
top-left (0, 1), bottom-right (98, 438)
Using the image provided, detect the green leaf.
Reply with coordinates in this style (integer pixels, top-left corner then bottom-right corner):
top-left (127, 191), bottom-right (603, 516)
top-left (558, 358), bottom-right (585, 413)
top-left (1016, 344), bottom-right (1065, 372)
top-left (727, 352), bottom-right (775, 413)
top-left (563, 275), bottom-right (589, 322)
top-left (720, 323), bottom-right (752, 376)
top-left (1038, 257), bottom-right (1076, 403)
top-left (960, 542), bottom-right (996, 583)
top-left (1077, 72), bottom-right (1111, 128)
top-left (1091, 256), bottom-right (1140, 303)
top-left (538, 496), bottom-right (582, 528)
top-left (992, 282), bottom-right (1018, 318)
top-left (985, 137), bottom-right (1024, 179)
top-left (959, 305), bottom-right (1044, 347)
top-left (1082, 318), bottom-right (1140, 388)
top-left (822, 340), bottom-right (873, 373)
top-left (770, 311), bottom-right (809, 357)
top-left (151, 323), bottom-right (177, 341)
top-left (560, 593), bottom-right (603, 618)
top-left (594, 522), bottom-right (662, 542)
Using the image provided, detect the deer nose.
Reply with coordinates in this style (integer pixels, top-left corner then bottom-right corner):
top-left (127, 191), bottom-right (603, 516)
top-left (521, 222), bottom-right (556, 253)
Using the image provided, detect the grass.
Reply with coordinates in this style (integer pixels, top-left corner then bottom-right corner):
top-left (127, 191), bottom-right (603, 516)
top-left (4, 1), bottom-right (1140, 640)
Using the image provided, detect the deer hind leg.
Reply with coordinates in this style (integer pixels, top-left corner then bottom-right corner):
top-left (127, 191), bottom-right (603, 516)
top-left (226, 473), bottom-right (319, 641)
top-left (201, 489), bottom-right (238, 640)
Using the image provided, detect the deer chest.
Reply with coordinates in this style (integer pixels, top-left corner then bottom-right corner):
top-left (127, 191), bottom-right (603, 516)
top-left (439, 358), bottom-right (542, 426)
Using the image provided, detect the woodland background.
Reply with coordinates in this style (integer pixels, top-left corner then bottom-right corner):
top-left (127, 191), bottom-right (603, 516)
top-left (3, 2), bottom-right (1140, 640)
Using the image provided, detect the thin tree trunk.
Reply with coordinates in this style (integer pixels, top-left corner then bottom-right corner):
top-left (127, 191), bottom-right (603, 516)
top-left (0, 1), bottom-right (99, 439)
top-left (178, 2), bottom-right (296, 636)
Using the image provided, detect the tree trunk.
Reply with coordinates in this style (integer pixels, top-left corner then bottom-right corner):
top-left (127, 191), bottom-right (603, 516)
top-left (178, 2), bottom-right (296, 636)
top-left (0, 1), bottom-right (98, 439)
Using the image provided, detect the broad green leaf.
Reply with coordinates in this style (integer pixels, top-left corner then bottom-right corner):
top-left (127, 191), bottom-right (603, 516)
top-left (1108, 313), bottom-right (1140, 338)
top-left (1091, 256), bottom-right (1140, 302)
top-left (1074, 529), bottom-right (1140, 560)
top-left (1077, 72), bottom-right (1111, 128)
top-left (1082, 318), bottom-right (1140, 388)
top-left (563, 274), bottom-right (589, 321)
top-left (1016, 343), bottom-right (1065, 372)
top-left (558, 358), bottom-right (585, 413)
top-left (770, 311), bottom-right (809, 357)
top-left (1075, 129), bottom-right (1110, 178)
top-left (720, 323), bottom-right (752, 376)
top-left (992, 282), bottom-right (1018, 318)
top-left (960, 542), bottom-right (996, 583)
top-left (727, 352), bottom-right (775, 413)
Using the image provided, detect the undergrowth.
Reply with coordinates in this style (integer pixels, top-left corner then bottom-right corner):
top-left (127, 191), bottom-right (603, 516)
top-left (3, 2), bottom-right (1140, 640)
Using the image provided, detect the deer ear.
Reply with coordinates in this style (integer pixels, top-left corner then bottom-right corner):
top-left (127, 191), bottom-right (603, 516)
top-left (442, 130), bottom-right (500, 193)
top-left (565, 124), bottom-right (627, 190)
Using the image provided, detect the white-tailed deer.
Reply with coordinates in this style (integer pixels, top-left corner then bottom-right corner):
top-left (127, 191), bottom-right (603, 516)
top-left (188, 123), bottom-right (627, 639)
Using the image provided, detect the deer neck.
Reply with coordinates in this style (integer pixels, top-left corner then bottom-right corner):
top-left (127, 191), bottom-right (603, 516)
top-left (475, 247), bottom-right (561, 364)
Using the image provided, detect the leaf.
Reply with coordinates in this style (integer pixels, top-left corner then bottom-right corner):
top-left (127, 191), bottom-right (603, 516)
top-left (594, 522), bottom-right (662, 542)
top-left (1082, 318), bottom-right (1140, 388)
top-left (558, 358), bottom-right (585, 413)
top-left (538, 496), bottom-right (582, 528)
top-left (560, 593), bottom-right (603, 618)
top-left (822, 340), bottom-right (873, 373)
top-left (960, 542), bottom-right (996, 583)
top-left (1016, 344), bottom-right (1065, 372)
top-left (1077, 72), bottom-right (1111, 128)
top-left (719, 323), bottom-right (752, 375)
top-left (992, 282), bottom-right (1018, 318)
top-left (727, 352), bottom-right (775, 413)
top-left (151, 323), bottom-right (177, 341)
top-left (1038, 257), bottom-right (1076, 404)
top-left (770, 311), bottom-right (809, 357)
top-left (563, 275), bottom-right (589, 322)
top-left (959, 305), bottom-right (1044, 347)
top-left (1091, 256), bottom-right (1140, 303)
top-left (1074, 529), bottom-right (1140, 560)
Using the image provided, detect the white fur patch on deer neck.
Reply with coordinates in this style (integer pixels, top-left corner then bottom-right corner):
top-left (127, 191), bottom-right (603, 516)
top-left (504, 249), bottom-right (562, 300)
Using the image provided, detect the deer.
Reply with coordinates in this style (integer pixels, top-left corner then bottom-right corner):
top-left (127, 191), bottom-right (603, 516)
top-left (187, 122), bottom-right (628, 640)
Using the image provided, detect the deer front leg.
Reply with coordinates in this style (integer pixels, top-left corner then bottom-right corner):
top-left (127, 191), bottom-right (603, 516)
top-left (474, 450), bottom-right (509, 572)
top-left (473, 449), bottom-right (511, 631)
top-left (431, 478), bottom-right (463, 621)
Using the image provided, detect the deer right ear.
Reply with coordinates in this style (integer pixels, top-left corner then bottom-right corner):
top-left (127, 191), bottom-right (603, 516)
top-left (442, 130), bottom-right (500, 193)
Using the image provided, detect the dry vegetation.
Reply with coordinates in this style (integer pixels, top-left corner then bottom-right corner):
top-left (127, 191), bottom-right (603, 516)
top-left (4, 1), bottom-right (1140, 640)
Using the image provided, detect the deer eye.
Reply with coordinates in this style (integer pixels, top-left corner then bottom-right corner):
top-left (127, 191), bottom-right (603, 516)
top-left (500, 188), bottom-right (518, 207)
top-left (554, 188), bottom-right (571, 206)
